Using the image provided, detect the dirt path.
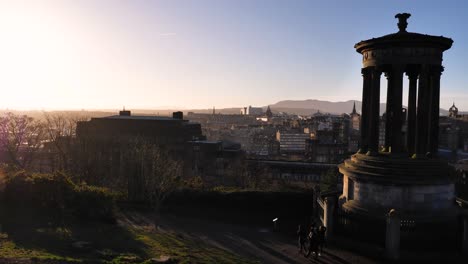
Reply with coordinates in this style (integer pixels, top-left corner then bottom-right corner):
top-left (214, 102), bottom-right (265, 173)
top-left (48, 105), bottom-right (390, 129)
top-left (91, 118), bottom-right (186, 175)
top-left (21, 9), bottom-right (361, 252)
top-left (119, 210), bottom-right (378, 264)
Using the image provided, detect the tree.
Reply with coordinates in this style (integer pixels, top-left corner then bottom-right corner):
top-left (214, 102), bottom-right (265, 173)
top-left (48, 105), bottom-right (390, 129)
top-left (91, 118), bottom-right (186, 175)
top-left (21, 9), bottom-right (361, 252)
top-left (224, 159), bottom-right (269, 190)
top-left (0, 113), bottom-right (45, 169)
top-left (244, 161), bottom-right (269, 189)
top-left (130, 139), bottom-right (183, 216)
top-left (42, 112), bottom-right (89, 173)
top-left (319, 168), bottom-right (340, 193)
top-left (227, 159), bottom-right (250, 188)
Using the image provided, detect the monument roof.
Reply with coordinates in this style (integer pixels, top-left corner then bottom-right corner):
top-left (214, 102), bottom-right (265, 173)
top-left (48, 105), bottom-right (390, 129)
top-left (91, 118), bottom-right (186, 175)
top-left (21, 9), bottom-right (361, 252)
top-left (355, 13), bottom-right (453, 53)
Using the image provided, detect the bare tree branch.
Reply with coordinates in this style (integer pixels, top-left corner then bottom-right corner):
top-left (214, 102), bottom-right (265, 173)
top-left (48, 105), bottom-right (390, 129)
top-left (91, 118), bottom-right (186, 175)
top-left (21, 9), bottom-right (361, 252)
top-left (0, 113), bottom-right (45, 169)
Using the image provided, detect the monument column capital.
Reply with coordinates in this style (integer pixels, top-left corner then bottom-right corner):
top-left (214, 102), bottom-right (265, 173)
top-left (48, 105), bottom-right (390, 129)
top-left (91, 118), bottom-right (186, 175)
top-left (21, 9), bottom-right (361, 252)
top-left (406, 71), bottom-right (418, 80)
top-left (429, 65), bottom-right (444, 77)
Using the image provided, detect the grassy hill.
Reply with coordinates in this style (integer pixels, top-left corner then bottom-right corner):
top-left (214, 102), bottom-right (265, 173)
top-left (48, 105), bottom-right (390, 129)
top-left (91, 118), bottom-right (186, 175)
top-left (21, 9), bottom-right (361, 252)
top-left (0, 210), bottom-right (257, 264)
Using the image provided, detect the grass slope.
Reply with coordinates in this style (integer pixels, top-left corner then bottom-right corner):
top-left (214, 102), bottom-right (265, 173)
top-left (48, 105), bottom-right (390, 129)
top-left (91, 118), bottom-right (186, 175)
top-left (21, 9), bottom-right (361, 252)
top-left (0, 211), bottom-right (258, 264)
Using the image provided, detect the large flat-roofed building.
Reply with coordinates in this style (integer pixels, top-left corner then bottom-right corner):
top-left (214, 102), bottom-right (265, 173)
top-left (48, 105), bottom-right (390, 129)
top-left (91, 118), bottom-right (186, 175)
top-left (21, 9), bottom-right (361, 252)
top-left (75, 110), bottom-right (207, 200)
top-left (77, 110), bottom-right (205, 145)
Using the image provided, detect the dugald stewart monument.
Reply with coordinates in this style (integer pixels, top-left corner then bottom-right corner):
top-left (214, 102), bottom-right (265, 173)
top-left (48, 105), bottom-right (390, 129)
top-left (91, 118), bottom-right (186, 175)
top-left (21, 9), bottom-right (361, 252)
top-left (338, 13), bottom-right (458, 254)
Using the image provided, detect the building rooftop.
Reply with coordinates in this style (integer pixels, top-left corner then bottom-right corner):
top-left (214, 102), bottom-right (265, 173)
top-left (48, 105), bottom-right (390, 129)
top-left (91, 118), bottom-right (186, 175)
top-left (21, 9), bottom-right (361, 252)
top-left (100, 115), bottom-right (183, 121)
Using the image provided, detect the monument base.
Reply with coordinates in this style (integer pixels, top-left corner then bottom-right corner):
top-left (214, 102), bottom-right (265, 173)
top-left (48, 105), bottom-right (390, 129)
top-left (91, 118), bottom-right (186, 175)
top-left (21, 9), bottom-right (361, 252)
top-left (337, 153), bottom-right (459, 250)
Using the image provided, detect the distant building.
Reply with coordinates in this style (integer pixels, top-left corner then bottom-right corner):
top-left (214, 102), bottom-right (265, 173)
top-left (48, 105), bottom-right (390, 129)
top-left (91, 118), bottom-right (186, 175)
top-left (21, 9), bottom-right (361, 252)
top-left (306, 138), bottom-right (347, 163)
top-left (77, 110), bottom-right (205, 148)
top-left (449, 102), bottom-right (459, 118)
top-left (348, 133), bottom-right (359, 153)
top-left (265, 106), bottom-right (273, 119)
top-left (240, 105), bottom-right (264, 116)
top-left (246, 127), bottom-right (279, 157)
top-left (439, 103), bottom-right (468, 152)
top-left (349, 102), bottom-right (361, 131)
top-left (187, 112), bottom-right (258, 128)
top-left (276, 129), bottom-right (310, 154)
top-left (379, 114), bottom-right (386, 148)
top-left (75, 110), bottom-right (245, 198)
top-left (346, 102), bottom-right (361, 152)
top-left (187, 140), bottom-right (242, 185)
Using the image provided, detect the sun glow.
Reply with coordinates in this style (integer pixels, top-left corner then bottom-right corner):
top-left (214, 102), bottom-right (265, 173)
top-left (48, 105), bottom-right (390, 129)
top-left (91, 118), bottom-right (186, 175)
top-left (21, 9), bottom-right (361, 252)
top-left (0, 2), bottom-right (136, 110)
top-left (0, 3), bottom-right (75, 109)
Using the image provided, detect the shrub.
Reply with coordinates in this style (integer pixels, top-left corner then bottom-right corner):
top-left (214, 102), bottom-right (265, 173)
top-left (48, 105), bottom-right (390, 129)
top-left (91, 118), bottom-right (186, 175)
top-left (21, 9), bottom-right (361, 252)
top-left (319, 168), bottom-right (340, 193)
top-left (2, 171), bottom-right (74, 211)
top-left (0, 170), bottom-right (116, 223)
top-left (72, 184), bottom-right (116, 222)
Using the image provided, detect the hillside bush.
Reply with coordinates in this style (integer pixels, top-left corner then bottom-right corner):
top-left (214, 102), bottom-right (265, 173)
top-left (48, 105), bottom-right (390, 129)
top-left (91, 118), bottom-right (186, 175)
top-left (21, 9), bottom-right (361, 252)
top-left (0, 170), bottom-right (116, 223)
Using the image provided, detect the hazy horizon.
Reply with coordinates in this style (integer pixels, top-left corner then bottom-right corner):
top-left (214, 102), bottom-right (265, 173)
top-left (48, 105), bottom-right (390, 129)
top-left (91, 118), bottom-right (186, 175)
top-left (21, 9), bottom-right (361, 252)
top-left (0, 98), bottom-right (360, 111)
top-left (0, 98), bottom-right (462, 114)
top-left (1, 1), bottom-right (467, 111)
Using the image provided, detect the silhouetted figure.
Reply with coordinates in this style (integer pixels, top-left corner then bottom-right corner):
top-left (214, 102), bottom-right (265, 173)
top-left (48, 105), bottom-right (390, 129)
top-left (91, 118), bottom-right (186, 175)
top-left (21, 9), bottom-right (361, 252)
top-left (297, 224), bottom-right (307, 253)
top-left (318, 225), bottom-right (327, 256)
top-left (306, 224), bottom-right (319, 259)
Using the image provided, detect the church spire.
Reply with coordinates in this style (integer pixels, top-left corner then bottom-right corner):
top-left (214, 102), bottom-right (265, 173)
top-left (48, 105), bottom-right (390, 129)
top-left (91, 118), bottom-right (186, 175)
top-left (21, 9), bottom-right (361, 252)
top-left (266, 105), bottom-right (273, 118)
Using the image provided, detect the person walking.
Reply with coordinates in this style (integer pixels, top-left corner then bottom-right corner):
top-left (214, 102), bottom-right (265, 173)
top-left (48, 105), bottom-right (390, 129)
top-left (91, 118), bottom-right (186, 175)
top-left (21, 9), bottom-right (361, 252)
top-left (318, 225), bottom-right (327, 256)
top-left (306, 224), bottom-right (319, 259)
top-left (297, 224), bottom-right (307, 254)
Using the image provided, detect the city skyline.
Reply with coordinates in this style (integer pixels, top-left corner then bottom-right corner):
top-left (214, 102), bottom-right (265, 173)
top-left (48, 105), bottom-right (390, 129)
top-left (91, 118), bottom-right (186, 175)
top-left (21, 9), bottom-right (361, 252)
top-left (1, 0), bottom-right (467, 110)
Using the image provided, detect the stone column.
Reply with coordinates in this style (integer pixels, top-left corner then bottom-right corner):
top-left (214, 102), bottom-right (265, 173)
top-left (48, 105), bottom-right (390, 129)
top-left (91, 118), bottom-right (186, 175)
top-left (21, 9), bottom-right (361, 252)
top-left (324, 196), bottom-right (336, 240)
top-left (406, 68), bottom-right (419, 155)
top-left (390, 66), bottom-right (405, 154)
top-left (385, 209), bottom-right (401, 260)
top-left (384, 70), bottom-right (394, 152)
top-left (358, 68), bottom-right (372, 154)
top-left (367, 67), bottom-right (381, 156)
top-left (427, 65), bottom-right (443, 157)
top-left (415, 65), bottom-right (430, 158)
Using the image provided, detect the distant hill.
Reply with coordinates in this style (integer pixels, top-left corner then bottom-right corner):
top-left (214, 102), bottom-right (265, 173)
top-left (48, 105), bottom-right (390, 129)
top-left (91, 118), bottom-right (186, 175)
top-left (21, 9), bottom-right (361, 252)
top-left (267, 99), bottom-right (450, 116)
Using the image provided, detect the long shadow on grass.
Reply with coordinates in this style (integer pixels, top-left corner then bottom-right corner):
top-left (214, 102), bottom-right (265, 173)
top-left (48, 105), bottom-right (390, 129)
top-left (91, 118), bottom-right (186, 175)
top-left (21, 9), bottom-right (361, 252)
top-left (0, 209), bottom-right (149, 262)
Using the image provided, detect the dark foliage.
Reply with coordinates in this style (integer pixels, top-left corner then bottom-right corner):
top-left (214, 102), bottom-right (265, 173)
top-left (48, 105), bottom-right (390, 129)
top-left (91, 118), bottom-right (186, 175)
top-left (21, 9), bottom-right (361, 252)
top-left (0, 170), bottom-right (116, 223)
top-left (320, 167), bottom-right (340, 193)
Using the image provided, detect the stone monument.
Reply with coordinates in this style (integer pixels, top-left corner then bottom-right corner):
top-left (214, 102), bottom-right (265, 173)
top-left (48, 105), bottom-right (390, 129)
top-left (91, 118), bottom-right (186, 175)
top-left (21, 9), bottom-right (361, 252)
top-left (338, 13), bottom-right (456, 248)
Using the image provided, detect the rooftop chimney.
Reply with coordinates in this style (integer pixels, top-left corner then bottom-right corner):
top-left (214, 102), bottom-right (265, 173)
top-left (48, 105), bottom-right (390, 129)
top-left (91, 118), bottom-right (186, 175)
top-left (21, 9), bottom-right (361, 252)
top-left (173, 111), bottom-right (183, 120)
top-left (119, 110), bottom-right (131, 116)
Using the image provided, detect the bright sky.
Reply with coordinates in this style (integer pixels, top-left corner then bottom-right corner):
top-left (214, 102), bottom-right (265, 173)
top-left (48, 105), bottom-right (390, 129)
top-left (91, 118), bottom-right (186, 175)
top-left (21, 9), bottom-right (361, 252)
top-left (0, 0), bottom-right (467, 110)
